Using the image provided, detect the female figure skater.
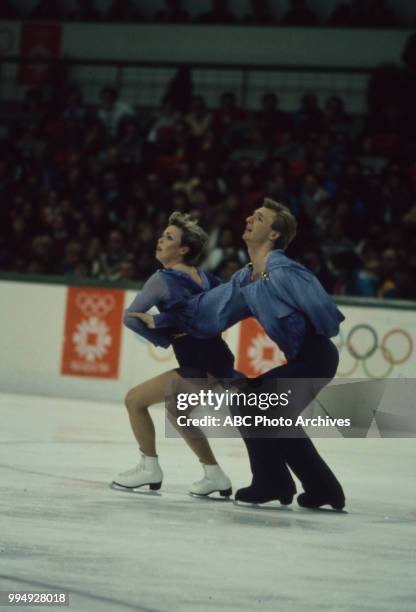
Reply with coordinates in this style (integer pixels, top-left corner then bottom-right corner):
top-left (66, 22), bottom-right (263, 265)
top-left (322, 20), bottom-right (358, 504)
top-left (113, 212), bottom-right (248, 497)
top-left (136, 200), bottom-right (346, 510)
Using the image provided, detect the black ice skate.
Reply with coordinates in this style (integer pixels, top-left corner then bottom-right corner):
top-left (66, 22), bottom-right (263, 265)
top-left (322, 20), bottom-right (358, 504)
top-left (235, 481), bottom-right (295, 506)
top-left (297, 490), bottom-right (346, 511)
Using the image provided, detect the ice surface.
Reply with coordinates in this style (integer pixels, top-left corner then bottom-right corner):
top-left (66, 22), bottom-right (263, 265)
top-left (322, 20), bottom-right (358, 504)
top-left (1, 392), bottom-right (415, 612)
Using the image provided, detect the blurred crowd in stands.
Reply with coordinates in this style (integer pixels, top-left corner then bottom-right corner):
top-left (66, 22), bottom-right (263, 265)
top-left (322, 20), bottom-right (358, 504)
top-left (1, 34), bottom-right (416, 300)
top-left (0, 0), bottom-right (403, 29)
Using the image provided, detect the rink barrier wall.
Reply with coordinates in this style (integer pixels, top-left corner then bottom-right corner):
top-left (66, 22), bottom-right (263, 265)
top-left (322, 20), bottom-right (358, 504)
top-left (0, 20), bottom-right (412, 68)
top-left (0, 271), bottom-right (138, 290)
top-left (1, 276), bottom-right (415, 402)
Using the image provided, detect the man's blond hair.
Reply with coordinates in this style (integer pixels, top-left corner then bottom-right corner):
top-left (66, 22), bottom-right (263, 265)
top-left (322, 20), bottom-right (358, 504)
top-left (263, 198), bottom-right (297, 249)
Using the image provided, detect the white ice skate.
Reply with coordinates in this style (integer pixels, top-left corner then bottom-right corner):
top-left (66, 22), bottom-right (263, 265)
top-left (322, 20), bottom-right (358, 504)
top-left (189, 463), bottom-right (232, 499)
top-left (112, 453), bottom-right (163, 491)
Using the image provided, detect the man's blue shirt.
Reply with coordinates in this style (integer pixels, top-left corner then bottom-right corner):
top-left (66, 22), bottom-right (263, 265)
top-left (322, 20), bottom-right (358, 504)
top-left (153, 250), bottom-right (344, 361)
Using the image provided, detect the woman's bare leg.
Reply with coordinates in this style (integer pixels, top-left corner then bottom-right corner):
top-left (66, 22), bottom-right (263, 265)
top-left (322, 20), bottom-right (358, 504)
top-left (125, 370), bottom-right (217, 464)
top-left (167, 409), bottom-right (216, 465)
top-left (125, 370), bottom-right (175, 456)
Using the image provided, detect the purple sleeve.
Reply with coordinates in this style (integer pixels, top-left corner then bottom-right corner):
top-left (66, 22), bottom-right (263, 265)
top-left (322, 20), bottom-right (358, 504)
top-left (156, 271), bottom-right (252, 336)
top-left (123, 273), bottom-right (172, 348)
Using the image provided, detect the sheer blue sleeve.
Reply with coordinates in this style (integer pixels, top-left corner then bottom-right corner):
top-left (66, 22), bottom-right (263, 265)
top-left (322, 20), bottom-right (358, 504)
top-left (151, 272), bottom-right (225, 330)
top-left (154, 273), bottom-right (252, 336)
top-left (268, 266), bottom-right (345, 337)
top-left (123, 273), bottom-right (172, 348)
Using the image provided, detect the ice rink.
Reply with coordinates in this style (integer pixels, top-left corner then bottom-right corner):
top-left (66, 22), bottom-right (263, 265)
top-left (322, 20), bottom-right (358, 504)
top-left (1, 391), bottom-right (415, 612)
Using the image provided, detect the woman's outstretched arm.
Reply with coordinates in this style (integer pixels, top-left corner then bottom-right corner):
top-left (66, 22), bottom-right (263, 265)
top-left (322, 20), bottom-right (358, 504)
top-left (151, 272), bottom-right (252, 337)
top-left (124, 273), bottom-right (172, 348)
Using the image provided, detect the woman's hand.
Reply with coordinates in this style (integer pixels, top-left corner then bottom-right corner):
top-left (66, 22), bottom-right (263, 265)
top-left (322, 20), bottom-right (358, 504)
top-left (128, 312), bottom-right (155, 329)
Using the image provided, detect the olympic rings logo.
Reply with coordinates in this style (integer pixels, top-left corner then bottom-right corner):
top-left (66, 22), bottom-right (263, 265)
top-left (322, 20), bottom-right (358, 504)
top-left (75, 293), bottom-right (115, 317)
top-left (336, 325), bottom-right (413, 378)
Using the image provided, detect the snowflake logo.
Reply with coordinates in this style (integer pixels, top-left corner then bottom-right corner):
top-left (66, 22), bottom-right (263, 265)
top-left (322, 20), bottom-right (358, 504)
top-left (247, 333), bottom-right (284, 374)
top-left (72, 317), bottom-right (112, 363)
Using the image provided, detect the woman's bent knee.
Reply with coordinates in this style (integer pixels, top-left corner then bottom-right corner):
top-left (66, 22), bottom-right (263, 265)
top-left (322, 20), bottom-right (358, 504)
top-left (125, 388), bottom-right (144, 412)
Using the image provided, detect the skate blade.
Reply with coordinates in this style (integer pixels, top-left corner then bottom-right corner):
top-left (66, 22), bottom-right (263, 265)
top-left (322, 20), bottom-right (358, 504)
top-left (297, 505), bottom-right (348, 514)
top-left (233, 499), bottom-right (292, 510)
top-left (234, 499), bottom-right (258, 507)
top-left (189, 490), bottom-right (232, 502)
top-left (110, 482), bottom-right (161, 495)
top-left (233, 499), bottom-right (293, 514)
top-left (234, 499), bottom-right (280, 508)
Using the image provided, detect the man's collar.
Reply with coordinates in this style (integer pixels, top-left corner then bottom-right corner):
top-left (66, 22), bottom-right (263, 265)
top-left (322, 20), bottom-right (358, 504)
top-left (246, 249), bottom-right (284, 268)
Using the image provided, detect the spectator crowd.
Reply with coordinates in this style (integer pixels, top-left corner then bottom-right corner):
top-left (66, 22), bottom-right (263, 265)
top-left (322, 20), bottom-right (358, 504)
top-left (1, 58), bottom-right (416, 300)
top-left (0, 0), bottom-right (403, 29)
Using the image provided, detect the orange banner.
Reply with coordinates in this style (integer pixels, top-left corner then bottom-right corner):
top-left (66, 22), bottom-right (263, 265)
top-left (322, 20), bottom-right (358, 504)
top-left (61, 287), bottom-right (124, 379)
top-left (236, 318), bottom-right (286, 377)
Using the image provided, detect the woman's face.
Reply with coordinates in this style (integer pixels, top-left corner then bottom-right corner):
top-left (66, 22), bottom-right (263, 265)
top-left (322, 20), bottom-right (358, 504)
top-left (156, 224), bottom-right (189, 267)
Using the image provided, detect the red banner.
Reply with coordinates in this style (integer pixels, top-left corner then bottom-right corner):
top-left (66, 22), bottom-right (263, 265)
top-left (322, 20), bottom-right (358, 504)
top-left (18, 22), bottom-right (62, 85)
top-left (236, 318), bottom-right (286, 377)
top-left (61, 287), bottom-right (124, 379)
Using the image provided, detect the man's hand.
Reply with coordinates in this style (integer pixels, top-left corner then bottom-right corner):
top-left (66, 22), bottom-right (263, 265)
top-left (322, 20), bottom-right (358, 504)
top-left (128, 312), bottom-right (155, 329)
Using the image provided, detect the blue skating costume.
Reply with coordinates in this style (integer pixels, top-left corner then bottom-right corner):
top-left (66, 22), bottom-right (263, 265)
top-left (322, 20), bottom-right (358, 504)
top-left (124, 269), bottom-right (237, 378)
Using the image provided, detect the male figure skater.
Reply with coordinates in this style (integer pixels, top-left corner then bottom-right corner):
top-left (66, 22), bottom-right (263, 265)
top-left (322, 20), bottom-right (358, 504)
top-left (137, 199), bottom-right (346, 510)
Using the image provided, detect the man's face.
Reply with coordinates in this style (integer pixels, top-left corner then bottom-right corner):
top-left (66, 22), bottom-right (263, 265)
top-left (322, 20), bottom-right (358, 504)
top-left (243, 206), bottom-right (279, 247)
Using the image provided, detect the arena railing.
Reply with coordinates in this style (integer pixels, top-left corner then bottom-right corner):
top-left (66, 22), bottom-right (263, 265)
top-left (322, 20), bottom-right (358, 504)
top-left (1, 271), bottom-right (415, 310)
top-left (0, 56), bottom-right (375, 113)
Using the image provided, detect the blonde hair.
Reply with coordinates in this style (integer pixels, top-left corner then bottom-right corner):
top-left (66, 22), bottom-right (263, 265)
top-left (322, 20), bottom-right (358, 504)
top-left (263, 198), bottom-right (297, 249)
top-left (168, 212), bottom-right (208, 265)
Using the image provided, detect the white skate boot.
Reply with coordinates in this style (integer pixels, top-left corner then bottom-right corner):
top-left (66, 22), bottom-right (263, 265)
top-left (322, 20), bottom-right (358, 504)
top-left (112, 453), bottom-right (163, 491)
top-left (190, 463), bottom-right (232, 498)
